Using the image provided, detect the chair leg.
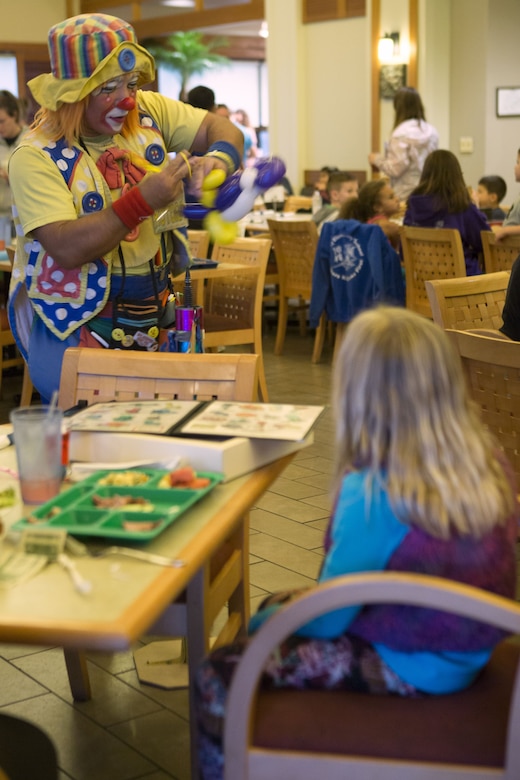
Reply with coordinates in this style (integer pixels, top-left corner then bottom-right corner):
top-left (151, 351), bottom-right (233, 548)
top-left (63, 648), bottom-right (91, 701)
top-left (19, 364), bottom-right (33, 407)
top-left (256, 354), bottom-right (269, 402)
top-left (333, 322), bottom-right (348, 363)
top-left (274, 297), bottom-right (289, 355)
top-left (297, 296), bottom-right (307, 336)
top-left (311, 314), bottom-right (327, 364)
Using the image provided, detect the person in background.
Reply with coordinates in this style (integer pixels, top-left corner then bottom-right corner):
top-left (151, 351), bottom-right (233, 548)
top-left (7, 13), bottom-right (243, 403)
top-left (496, 149), bottom-right (520, 231)
top-left (0, 90), bottom-right (28, 248)
top-left (215, 103), bottom-right (231, 119)
top-left (301, 165), bottom-right (339, 201)
top-left (186, 85), bottom-right (216, 112)
top-left (369, 87), bottom-right (439, 203)
top-left (404, 149), bottom-right (490, 275)
top-left (232, 108), bottom-right (259, 167)
top-left (340, 178), bottom-right (402, 249)
top-left (194, 305), bottom-right (517, 780)
top-left (312, 171), bottom-right (359, 232)
top-left (475, 175), bottom-right (507, 223)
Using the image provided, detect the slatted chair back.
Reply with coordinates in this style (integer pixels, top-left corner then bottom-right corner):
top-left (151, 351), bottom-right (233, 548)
top-left (267, 218), bottom-right (326, 359)
top-left (481, 230), bottom-right (520, 273)
top-left (187, 229), bottom-right (211, 259)
top-left (425, 271), bottom-right (510, 332)
top-left (445, 329), bottom-right (520, 486)
top-left (202, 237), bottom-right (272, 401)
top-left (401, 226), bottom-right (467, 318)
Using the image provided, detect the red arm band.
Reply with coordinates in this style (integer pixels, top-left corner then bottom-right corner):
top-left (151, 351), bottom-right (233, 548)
top-left (112, 187), bottom-right (154, 230)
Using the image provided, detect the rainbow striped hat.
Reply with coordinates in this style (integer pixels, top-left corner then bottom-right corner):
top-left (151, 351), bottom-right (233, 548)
top-left (28, 14), bottom-right (155, 111)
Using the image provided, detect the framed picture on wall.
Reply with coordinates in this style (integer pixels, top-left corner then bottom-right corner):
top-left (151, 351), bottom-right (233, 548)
top-left (379, 64), bottom-right (407, 100)
top-left (496, 87), bottom-right (520, 117)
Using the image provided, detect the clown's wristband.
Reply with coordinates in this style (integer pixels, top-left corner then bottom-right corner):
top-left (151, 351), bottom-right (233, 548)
top-left (205, 141), bottom-right (241, 174)
top-left (112, 187), bottom-right (154, 230)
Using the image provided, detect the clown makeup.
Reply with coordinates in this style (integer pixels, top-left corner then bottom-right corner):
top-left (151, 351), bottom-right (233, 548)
top-left (84, 72), bottom-right (139, 136)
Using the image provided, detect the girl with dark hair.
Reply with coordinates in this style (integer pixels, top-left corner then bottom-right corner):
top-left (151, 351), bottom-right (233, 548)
top-left (340, 179), bottom-right (401, 249)
top-left (404, 149), bottom-right (491, 275)
top-left (368, 86), bottom-right (438, 202)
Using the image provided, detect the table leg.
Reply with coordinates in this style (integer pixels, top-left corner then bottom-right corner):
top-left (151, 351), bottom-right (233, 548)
top-left (64, 648), bottom-right (92, 701)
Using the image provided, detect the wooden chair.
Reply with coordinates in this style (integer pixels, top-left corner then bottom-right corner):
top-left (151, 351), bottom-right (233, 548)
top-left (481, 230), bottom-right (520, 273)
top-left (267, 218), bottom-right (326, 361)
top-left (223, 571), bottom-right (520, 780)
top-left (445, 329), bottom-right (520, 487)
top-left (57, 348), bottom-right (259, 708)
top-left (3, 245), bottom-right (33, 407)
top-left (400, 226), bottom-right (467, 318)
top-left (425, 271), bottom-right (510, 332)
top-left (203, 236), bottom-right (272, 402)
top-left (283, 195), bottom-right (312, 213)
top-left (187, 228), bottom-right (211, 260)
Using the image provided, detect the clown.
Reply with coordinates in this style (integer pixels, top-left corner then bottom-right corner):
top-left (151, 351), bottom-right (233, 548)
top-left (8, 13), bottom-right (243, 402)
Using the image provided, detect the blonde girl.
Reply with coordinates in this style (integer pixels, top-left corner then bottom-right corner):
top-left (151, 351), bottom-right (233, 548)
top-left (195, 306), bottom-right (517, 780)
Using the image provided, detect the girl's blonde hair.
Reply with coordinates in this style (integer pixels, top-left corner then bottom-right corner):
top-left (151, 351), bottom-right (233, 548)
top-left (29, 99), bottom-right (140, 147)
top-left (333, 306), bottom-right (514, 539)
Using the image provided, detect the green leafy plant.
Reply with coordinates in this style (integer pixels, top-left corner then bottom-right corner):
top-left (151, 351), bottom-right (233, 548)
top-left (145, 31), bottom-right (230, 101)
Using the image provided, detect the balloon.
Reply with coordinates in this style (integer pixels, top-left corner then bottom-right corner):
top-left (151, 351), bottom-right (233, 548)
top-left (184, 156), bottom-right (286, 245)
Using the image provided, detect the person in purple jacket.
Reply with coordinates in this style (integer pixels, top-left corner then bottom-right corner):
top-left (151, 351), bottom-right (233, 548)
top-left (194, 306), bottom-right (517, 780)
top-left (403, 149), bottom-right (491, 275)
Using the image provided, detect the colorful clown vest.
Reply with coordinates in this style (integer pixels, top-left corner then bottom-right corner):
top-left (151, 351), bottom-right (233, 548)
top-left (9, 110), bottom-right (186, 351)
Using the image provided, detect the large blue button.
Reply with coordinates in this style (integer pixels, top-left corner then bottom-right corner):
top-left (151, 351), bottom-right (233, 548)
top-left (118, 48), bottom-right (136, 72)
top-left (82, 191), bottom-right (103, 212)
top-left (145, 144), bottom-right (166, 166)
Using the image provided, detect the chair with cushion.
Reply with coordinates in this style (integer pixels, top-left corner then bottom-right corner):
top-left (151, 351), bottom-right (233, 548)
top-left (425, 271), bottom-right (510, 333)
top-left (223, 571), bottom-right (520, 780)
top-left (445, 329), bottom-right (520, 487)
top-left (267, 218), bottom-right (327, 361)
top-left (481, 230), bottom-right (520, 273)
top-left (57, 348), bottom-right (259, 708)
top-left (203, 236), bottom-right (272, 402)
top-left (401, 226), bottom-right (467, 318)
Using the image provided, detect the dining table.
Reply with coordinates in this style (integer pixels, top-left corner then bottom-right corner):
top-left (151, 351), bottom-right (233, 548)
top-left (0, 425), bottom-right (299, 776)
top-left (240, 210), bottom-right (313, 235)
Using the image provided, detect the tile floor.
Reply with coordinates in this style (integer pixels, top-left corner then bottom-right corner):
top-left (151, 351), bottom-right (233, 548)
top-left (0, 326), bottom-right (335, 780)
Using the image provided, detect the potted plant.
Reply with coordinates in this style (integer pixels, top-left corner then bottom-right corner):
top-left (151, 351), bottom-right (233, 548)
top-left (145, 31), bottom-right (230, 101)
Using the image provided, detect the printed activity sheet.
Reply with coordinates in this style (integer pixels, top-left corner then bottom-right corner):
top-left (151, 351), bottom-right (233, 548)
top-left (180, 402), bottom-right (325, 440)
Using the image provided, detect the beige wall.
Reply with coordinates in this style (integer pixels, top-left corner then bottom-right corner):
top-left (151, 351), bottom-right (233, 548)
top-left (0, 0), bottom-right (69, 42)
top-left (2, 0), bottom-right (520, 200)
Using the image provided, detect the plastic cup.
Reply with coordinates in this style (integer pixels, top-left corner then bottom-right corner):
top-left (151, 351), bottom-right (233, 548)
top-left (10, 405), bottom-right (64, 505)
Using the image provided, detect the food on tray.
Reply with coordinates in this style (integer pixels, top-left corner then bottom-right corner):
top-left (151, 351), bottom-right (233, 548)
top-left (158, 466), bottom-right (212, 490)
top-left (92, 494), bottom-right (153, 510)
top-left (0, 486), bottom-right (16, 508)
top-left (122, 519), bottom-right (162, 532)
top-left (97, 471), bottom-right (150, 487)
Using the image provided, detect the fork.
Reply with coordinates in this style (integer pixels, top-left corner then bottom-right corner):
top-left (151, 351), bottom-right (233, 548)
top-left (65, 536), bottom-right (184, 568)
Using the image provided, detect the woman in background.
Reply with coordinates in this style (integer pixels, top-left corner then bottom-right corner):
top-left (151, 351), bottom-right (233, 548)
top-left (0, 90), bottom-right (28, 247)
top-left (369, 86), bottom-right (438, 203)
top-left (404, 149), bottom-right (490, 275)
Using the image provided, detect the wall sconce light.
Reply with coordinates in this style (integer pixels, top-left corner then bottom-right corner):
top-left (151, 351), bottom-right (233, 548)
top-left (378, 32), bottom-right (400, 63)
top-left (259, 21), bottom-right (269, 39)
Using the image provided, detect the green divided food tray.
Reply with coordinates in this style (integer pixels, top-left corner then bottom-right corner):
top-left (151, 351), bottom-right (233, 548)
top-left (12, 468), bottom-right (223, 541)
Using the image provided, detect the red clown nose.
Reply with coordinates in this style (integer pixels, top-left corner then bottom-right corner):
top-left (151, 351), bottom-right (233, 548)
top-left (117, 96), bottom-right (136, 111)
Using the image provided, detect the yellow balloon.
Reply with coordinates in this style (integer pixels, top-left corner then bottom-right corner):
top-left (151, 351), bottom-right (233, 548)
top-left (202, 169), bottom-right (227, 191)
top-left (205, 211), bottom-right (238, 245)
top-left (200, 190), bottom-right (217, 207)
